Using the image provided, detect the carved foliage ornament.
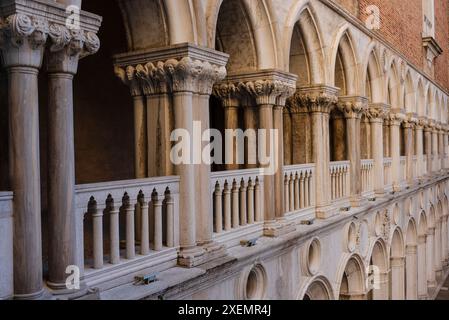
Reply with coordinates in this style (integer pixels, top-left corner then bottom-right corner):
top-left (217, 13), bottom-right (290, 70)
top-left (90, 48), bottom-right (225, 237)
top-left (287, 91), bottom-right (338, 114)
top-left (116, 57), bottom-right (227, 96)
top-left (0, 13), bottom-right (100, 58)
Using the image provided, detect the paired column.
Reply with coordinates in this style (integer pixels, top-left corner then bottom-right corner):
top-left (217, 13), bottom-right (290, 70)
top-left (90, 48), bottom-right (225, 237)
top-left (367, 104), bottom-right (389, 196)
top-left (46, 25), bottom-right (99, 290)
top-left (338, 96), bottom-right (367, 207)
top-left (432, 124), bottom-right (439, 172)
top-left (290, 86), bottom-right (339, 219)
top-left (0, 13), bottom-right (47, 299)
top-left (438, 125), bottom-right (445, 170)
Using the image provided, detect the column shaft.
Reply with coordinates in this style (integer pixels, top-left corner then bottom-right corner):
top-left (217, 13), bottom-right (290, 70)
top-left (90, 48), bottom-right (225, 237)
top-left (370, 119), bottom-right (385, 195)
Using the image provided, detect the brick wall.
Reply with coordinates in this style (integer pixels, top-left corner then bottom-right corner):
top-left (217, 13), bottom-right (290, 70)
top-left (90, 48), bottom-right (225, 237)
top-left (336, 0), bottom-right (449, 91)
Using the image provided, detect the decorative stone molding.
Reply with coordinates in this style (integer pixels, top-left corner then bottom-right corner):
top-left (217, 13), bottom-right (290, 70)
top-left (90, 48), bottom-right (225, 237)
top-left (114, 43), bottom-right (229, 96)
top-left (388, 110), bottom-right (407, 126)
top-left (337, 96), bottom-right (368, 119)
top-left (365, 103), bottom-right (390, 121)
top-left (47, 24), bottom-right (100, 74)
top-left (403, 113), bottom-right (418, 129)
top-left (213, 70), bottom-right (297, 107)
top-left (114, 65), bottom-right (142, 97)
top-left (287, 85), bottom-right (339, 114)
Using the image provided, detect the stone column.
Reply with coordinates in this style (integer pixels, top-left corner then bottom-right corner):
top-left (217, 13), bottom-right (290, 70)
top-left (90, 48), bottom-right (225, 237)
top-left (383, 120), bottom-right (391, 157)
top-left (404, 114), bottom-right (417, 184)
top-left (442, 215), bottom-right (448, 263)
top-left (338, 96), bottom-right (367, 207)
top-left (46, 25), bottom-right (99, 290)
top-left (389, 112), bottom-right (405, 192)
top-left (434, 219), bottom-right (443, 279)
top-left (214, 84), bottom-right (240, 170)
top-left (291, 86), bottom-right (338, 219)
top-left (0, 13), bottom-right (48, 299)
top-left (390, 256), bottom-right (405, 300)
top-left (415, 119), bottom-right (425, 178)
top-left (439, 125), bottom-right (445, 170)
top-left (424, 123), bottom-right (433, 174)
top-left (367, 104), bottom-right (389, 196)
top-left (417, 235), bottom-right (428, 299)
top-left (405, 244), bottom-right (418, 300)
top-left (426, 227), bottom-right (436, 288)
top-left (242, 95), bottom-right (258, 169)
top-left (432, 124), bottom-right (439, 172)
top-left (115, 66), bottom-right (147, 178)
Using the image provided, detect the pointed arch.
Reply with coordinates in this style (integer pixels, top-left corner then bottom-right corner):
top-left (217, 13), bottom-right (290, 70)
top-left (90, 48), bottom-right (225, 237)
top-left (405, 219), bottom-right (418, 300)
top-left (367, 238), bottom-right (389, 300)
top-left (206, 0), bottom-right (277, 70)
top-left (336, 254), bottom-right (366, 300)
top-left (404, 71), bottom-right (417, 113)
top-left (390, 227), bottom-right (405, 300)
top-left (285, 3), bottom-right (326, 85)
top-left (330, 24), bottom-right (360, 95)
top-left (361, 43), bottom-right (384, 103)
top-left (417, 78), bottom-right (426, 117)
top-left (297, 275), bottom-right (335, 300)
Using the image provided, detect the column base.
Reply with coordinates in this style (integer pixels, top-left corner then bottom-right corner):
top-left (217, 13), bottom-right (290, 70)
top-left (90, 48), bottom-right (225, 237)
top-left (436, 269), bottom-right (443, 279)
top-left (46, 279), bottom-right (87, 294)
top-left (263, 219), bottom-right (296, 237)
top-left (14, 289), bottom-right (45, 300)
top-left (418, 294), bottom-right (428, 300)
top-left (178, 242), bottom-right (227, 268)
top-left (374, 189), bottom-right (385, 198)
top-left (315, 205), bottom-right (337, 219)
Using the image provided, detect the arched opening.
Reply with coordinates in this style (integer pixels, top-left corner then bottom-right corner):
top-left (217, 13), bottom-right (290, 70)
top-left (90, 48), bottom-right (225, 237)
top-left (435, 201), bottom-right (443, 278)
top-left (427, 206), bottom-right (437, 288)
top-left (284, 8), bottom-right (324, 165)
top-left (389, 228), bottom-right (405, 300)
top-left (405, 220), bottom-right (418, 300)
top-left (338, 255), bottom-right (366, 300)
top-left (301, 277), bottom-right (334, 300)
top-left (210, 0), bottom-right (259, 171)
top-left (367, 240), bottom-right (389, 300)
top-left (417, 211), bottom-right (428, 299)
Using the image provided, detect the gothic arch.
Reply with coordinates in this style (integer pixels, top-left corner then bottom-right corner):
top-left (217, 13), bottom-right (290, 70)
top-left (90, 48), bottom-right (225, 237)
top-left (404, 71), bottom-right (417, 114)
top-left (336, 254), bottom-right (366, 300)
top-left (361, 43), bottom-right (384, 103)
top-left (297, 276), bottom-right (335, 300)
top-left (367, 238), bottom-right (389, 300)
top-left (417, 78), bottom-right (426, 117)
top-left (206, 0), bottom-right (277, 70)
top-left (386, 60), bottom-right (402, 108)
top-left (330, 24), bottom-right (360, 95)
top-left (389, 227), bottom-right (405, 300)
top-left (405, 219), bottom-right (418, 300)
top-left (117, 0), bottom-right (170, 50)
top-left (285, 3), bottom-right (326, 85)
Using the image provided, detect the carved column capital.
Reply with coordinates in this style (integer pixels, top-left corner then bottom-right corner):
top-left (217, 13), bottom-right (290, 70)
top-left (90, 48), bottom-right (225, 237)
top-left (365, 103), bottom-right (390, 122)
top-left (337, 96), bottom-right (368, 119)
top-left (47, 24), bottom-right (100, 74)
top-left (114, 65), bottom-right (142, 97)
top-left (0, 13), bottom-right (49, 68)
top-left (288, 85), bottom-right (339, 114)
top-left (388, 111), bottom-right (406, 127)
top-left (212, 82), bottom-right (241, 108)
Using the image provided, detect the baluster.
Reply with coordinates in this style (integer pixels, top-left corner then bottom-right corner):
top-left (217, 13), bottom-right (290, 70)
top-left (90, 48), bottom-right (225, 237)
top-left (214, 181), bottom-right (223, 233)
top-left (304, 172), bottom-right (310, 208)
top-left (255, 177), bottom-right (262, 222)
top-left (152, 189), bottom-right (163, 251)
top-left (239, 179), bottom-right (247, 226)
top-left (247, 178), bottom-right (255, 224)
top-left (284, 174), bottom-right (289, 212)
top-left (164, 188), bottom-right (174, 247)
top-left (89, 197), bottom-right (103, 269)
top-left (123, 193), bottom-right (135, 259)
top-left (232, 180), bottom-right (240, 228)
top-left (289, 173), bottom-right (294, 212)
top-left (223, 181), bottom-right (232, 231)
top-left (294, 173), bottom-right (300, 211)
top-left (107, 195), bottom-right (120, 264)
top-left (138, 191), bottom-right (149, 255)
top-left (300, 173), bottom-right (305, 209)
